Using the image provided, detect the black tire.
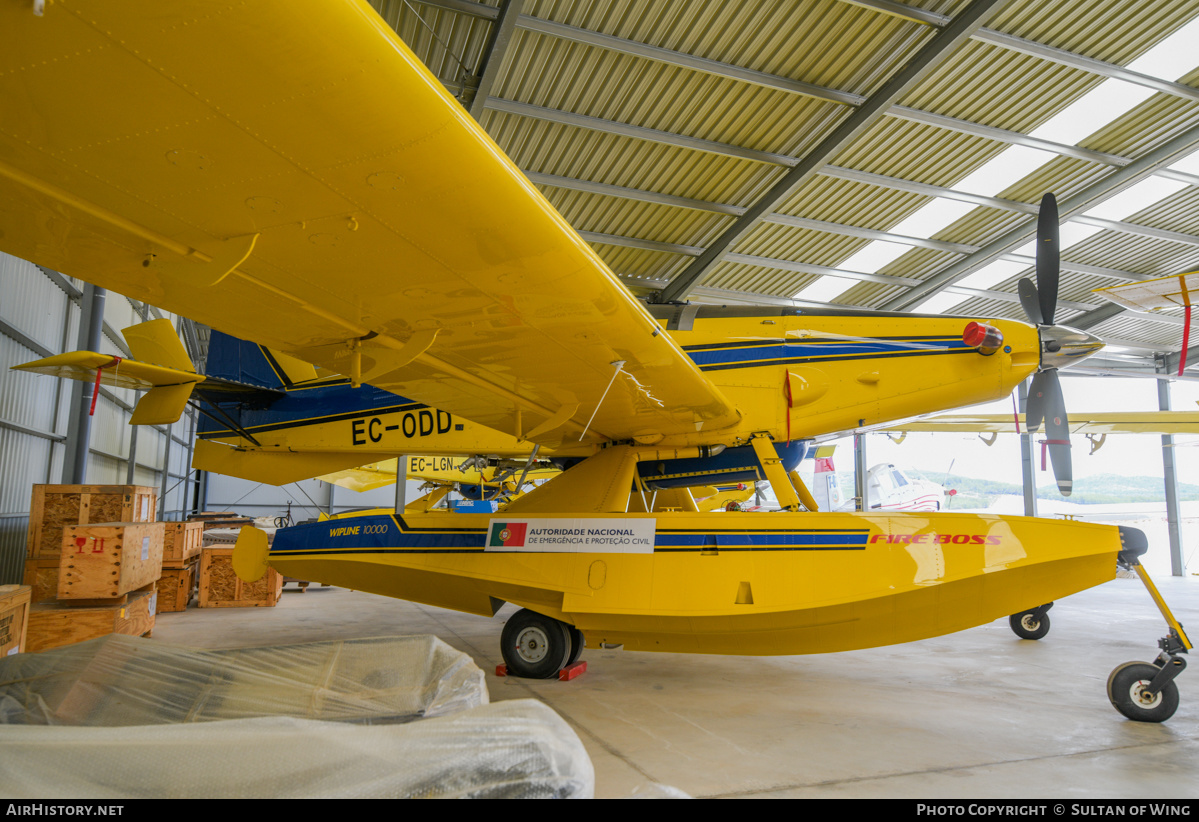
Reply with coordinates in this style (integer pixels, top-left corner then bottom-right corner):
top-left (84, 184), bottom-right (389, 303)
top-left (565, 626), bottom-right (585, 667)
top-left (1107, 662), bottom-right (1180, 723)
top-left (1009, 610), bottom-right (1051, 640)
top-left (500, 609), bottom-right (572, 679)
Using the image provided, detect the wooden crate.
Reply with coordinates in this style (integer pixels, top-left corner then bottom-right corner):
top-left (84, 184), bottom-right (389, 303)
top-left (22, 559), bottom-right (61, 603)
top-left (0, 585), bottom-right (32, 657)
top-left (59, 522), bottom-right (164, 600)
top-left (198, 547), bottom-right (282, 608)
top-left (155, 557), bottom-right (198, 613)
top-left (27, 484), bottom-right (157, 560)
top-left (162, 521), bottom-right (204, 567)
top-left (25, 585), bottom-right (156, 653)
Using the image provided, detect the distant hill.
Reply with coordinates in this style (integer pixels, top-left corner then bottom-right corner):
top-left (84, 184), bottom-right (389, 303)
top-left (896, 470), bottom-right (1199, 509)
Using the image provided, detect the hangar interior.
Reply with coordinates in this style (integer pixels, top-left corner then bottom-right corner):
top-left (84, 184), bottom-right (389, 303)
top-left (1, 0), bottom-right (1198, 800)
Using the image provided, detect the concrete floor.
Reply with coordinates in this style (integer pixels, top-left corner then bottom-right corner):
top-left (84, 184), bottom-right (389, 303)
top-left (150, 565), bottom-right (1198, 799)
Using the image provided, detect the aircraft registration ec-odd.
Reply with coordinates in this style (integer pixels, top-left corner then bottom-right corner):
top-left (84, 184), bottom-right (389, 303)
top-left (0, 1), bottom-right (1189, 721)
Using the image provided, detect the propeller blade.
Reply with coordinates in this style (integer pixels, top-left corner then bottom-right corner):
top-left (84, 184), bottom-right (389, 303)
top-left (1036, 193), bottom-right (1060, 326)
top-left (1026, 371), bottom-right (1047, 434)
top-left (1017, 278), bottom-right (1043, 325)
top-left (1040, 370), bottom-right (1072, 496)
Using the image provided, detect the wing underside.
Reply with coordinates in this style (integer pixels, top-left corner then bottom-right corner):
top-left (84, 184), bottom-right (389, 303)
top-left (0, 1), bottom-right (739, 452)
top-left (883, 412), bottom-right (1199, 435)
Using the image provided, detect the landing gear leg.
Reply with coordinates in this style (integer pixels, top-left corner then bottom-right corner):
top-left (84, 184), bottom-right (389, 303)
top-left (1009, 602), bottom-right (1053, 640)
top-left (1107, 531), bottom-right (1191, 723)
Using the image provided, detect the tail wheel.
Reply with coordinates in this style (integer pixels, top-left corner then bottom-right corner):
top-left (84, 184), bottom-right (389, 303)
top-left (501, 608), bottom-right (572, 679)
top-left (1107, 662), bottom-right (1180, 723)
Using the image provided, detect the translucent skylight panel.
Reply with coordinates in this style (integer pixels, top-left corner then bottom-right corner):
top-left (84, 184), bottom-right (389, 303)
top-left (955, 146), bottom-right (1058, 197)
top-left (911, 293), bottom-right (967, 314)
top-left (1123, 15), bottom-right (1199, 80)
top-left (792, 13), bottom-right (1199, 311)
top-left (890, 198), bottom-right (976, 236)
top-left (1084, 178), bottom-right (1188, 221)
top-left (1169, 150), bottom-right (1199, 175)
top-left (1028, 80), bottom-right (1155, 146)
top-left (954, 260), bottom-right (1029, 290)
top-left (792, 275), bottom-right (857, 302)
top-left (838, 241), bottom-right (910, 274)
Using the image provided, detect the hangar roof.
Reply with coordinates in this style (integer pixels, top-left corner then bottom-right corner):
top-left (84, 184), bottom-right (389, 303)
top-left (368, 0), bottom-right (1199, 378)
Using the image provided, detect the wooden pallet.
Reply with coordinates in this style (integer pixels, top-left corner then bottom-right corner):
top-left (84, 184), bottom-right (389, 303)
top-left (27, 484), bottom-right (157, 561)
top-left (198, 547), bottom-right (282, 608)
top-left (25, 585), bottom-right (156, 653)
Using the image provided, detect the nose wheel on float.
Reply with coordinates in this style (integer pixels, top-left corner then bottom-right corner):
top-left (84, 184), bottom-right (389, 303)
top-left (1108, 530), bottom-right (1191, 723)
top-left (1009, 602), bottom-right (1053, 640)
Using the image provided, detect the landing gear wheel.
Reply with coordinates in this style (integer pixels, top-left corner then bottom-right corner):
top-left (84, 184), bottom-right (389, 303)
top-left (1107, 662), bottom-right (1180, 723)
top-left (565, 626), bottom-right (585, 667)
top-left (1009, 611), bottom-right (1050, 640)
top-left (501, 609), bottom-right (572, 679)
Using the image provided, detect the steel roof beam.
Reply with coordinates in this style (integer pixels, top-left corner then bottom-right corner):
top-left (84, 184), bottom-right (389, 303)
top-left (1067, 301), bottom-right (1130, 331)
top-left (409, 0), bottom-right (499, 21)
top-left (465, 0), bottom-right (525, 117)
top-left (885, 107), bottom-right (1128, 166)
top-left (514, 17), bottom-right (865, 106)
top-left (843, 1), bottom-right (1199, 103)
top-left (486, 98), bottom-right (799, 165)
top-left (531, 167), bottom-right (1149, 283)
top-left (417, 0), bottom-right (1199, 107)
top-left (882, 122), bottom-right (1199, 312)
top-left (653, 0), bottom-right (1013, 304)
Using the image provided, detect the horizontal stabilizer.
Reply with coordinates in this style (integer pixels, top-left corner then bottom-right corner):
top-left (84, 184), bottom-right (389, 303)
top-left (12, 351), bottom-right (205, 392)
top-left (131, 382), bottom-right (196, 425)
top-left (194, 440), bottom-right (381, 486)
top-left (318, 459), bottom-right (402, 492)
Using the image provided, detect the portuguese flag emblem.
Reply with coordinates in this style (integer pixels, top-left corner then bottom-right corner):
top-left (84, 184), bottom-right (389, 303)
top-left (489, 522), bottom-right (527, 547)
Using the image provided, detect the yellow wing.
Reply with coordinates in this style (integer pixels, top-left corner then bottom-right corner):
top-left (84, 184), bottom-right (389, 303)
top-left (882, 412), bottom-right (1199, 435)
top-left (1094, 271), bottom-right (1199, 311)
top-left (0, 1), bottom-right (738, 453)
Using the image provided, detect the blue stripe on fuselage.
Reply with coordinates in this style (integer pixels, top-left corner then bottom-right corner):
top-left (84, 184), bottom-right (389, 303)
top-left (684, 338), bottom-right (968, 370)
top-left (269, 514), bottom-right (870, 556)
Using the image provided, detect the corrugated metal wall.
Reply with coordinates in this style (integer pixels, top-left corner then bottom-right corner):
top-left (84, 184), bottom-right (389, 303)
top-left (0, 252), bottom-right (200, 584)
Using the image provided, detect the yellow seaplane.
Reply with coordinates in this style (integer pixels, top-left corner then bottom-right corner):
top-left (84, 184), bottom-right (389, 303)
top-left (0, 1), bottom-right (1188, 721)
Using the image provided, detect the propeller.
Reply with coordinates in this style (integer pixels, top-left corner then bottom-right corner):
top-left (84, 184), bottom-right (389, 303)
top-left (1018, 194), bottom-right (1074, 496)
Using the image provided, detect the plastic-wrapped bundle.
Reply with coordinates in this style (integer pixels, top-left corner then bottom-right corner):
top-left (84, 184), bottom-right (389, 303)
top-left (0, 700), bottom-right (594, 798)
top-left (0, 634), bottom-right (486, 726)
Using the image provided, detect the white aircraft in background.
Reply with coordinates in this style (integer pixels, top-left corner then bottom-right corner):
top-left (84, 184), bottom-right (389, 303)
top-left (744, 446), bottom-right (949, 512)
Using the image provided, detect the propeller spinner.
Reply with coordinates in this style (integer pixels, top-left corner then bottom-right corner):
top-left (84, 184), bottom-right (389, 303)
top-left (1018, 194), bottom-right (1103, 497)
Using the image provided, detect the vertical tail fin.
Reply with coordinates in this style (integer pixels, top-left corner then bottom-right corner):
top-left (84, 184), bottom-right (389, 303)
top-left (206, 329), bottom-right (317, 388)
top-left (812, 445), bottom-right (842, 511)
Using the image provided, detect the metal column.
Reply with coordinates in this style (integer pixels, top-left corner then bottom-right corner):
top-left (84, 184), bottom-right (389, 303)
top-left (854, 432), bottom-right (868, 512)
top-left (1156, 357), bottom-right (1184, 576)
top-left (1018, 380), bottom-right (1038, 517)
top-left (395, 455), bottom-right (409, 512)
top-left (159, 417), bottom-right (173, 518)
top-left (125, 392), bottom-right (140, 485)
top-left (62, 284), bottom-right (106, 483)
